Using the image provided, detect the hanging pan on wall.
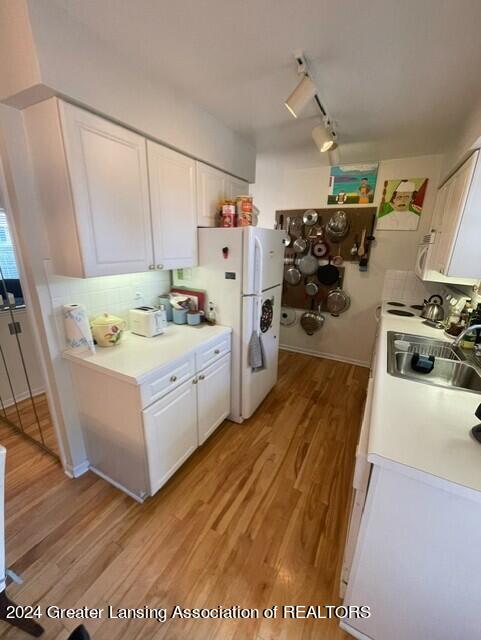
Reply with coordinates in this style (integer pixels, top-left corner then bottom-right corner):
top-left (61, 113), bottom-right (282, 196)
top-left (300, 304), bottom-right (325, 336)
top-left (297, 252), bottom-right (318, 276)
top-left (302, 209), bottom-right (319, 226)
top-left (326, 287), bottom-right (351, 317)
top-left (317, 259), bottom-right (340, 286)
top-left (284, 265), bottom-right (302, 286)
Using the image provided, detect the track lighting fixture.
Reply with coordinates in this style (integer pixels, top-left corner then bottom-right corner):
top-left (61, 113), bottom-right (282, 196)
top-left (312, 124), bottom-right (338, 153)
top-left (284, 75), bottom-right (317, 118)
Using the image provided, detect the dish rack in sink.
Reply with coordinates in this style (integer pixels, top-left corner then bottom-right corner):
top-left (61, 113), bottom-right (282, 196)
top-left (406, 342), bottom-right (461, 361)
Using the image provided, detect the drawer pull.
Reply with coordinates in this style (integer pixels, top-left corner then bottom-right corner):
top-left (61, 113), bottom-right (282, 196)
top-left (198, 374), bottom-right (205, 380)
top-left (214, 349), bottom-right (220, 355)
top-left (170, 375), bottom-right (177, 383)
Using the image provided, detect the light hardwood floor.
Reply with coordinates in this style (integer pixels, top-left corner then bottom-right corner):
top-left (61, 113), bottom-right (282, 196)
top-left (0, 351), bottom-right (368, 639)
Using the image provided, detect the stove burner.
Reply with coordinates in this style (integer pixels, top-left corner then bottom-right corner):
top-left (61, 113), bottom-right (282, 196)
top-left (387, 309), bottom-right (415, 317)
top-left (387, 301), bottom-right (406, 307)
top-left (411, 304), bottom-right (424, 310)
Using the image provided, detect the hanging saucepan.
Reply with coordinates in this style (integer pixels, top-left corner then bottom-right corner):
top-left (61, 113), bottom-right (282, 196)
top-left (326, 287), bottom-right (350, 317)
top-left (284, 265), bottom-right (302, 286)
top-left (317, 259), bottom-right (340, 286)
top-left (305, 280), bottom-right (319, 297)
top-left (302, 209), bottom-right (319, 226)
top-left (326, 210), bottom-right (350, 242)
top-left (300, 304), bottom-right (325, 336)
top-left (312, 238), bottom-right (329, 258)
top-left (297, 252), bottom-right (318, 276)
top-left (292, 236), bottom-right (308, 254)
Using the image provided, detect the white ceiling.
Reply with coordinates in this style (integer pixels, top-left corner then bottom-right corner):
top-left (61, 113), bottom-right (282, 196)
top-left (51, 0), bottom-right (481, 163)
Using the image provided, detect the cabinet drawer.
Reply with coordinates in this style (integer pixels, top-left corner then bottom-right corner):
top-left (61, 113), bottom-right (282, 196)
top-left (196, 333), bottom-right (231, 371)
top-left (140, 354), bottom-right (196, 408)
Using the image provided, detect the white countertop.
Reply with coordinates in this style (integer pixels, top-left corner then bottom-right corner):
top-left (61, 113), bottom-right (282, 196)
top-left (63, 323), bottom-right (231, 384)
top-left (369, 307), bottom-right (481, 497)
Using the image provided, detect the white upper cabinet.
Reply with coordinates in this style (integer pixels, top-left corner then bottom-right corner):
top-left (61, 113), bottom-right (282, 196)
top-left (196, 162), bottom-right (226, 227)
top-left (25, 99), bottom-right (154, 277)
top-left (430, 151), bottom-right (481, 279)
top-left (228, 176), bottom-right (249, 200)
top-left (196, 161), bottom-right (249, 227)
top-left (147, 141), bottom-right (197, 269)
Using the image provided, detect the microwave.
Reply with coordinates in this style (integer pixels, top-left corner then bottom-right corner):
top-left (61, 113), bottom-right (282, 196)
top-left (129, 306), bottom-right (164, 337)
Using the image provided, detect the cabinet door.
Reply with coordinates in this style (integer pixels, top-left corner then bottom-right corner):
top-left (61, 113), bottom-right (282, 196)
top-left (143, 377), bottom-right (198, 495)
top-left (228, 177), bottom-right (249, 200)
top-left (148, 141), bottom-right (197, 269)
top-left (59, 102), bottom-right (154, 276)
top-left (436, 153), bottom-right (477, 275)
top-left (428, 181), bottom-right (450, 272)
top-left (196, 162), bottom-right (226, 227)
top-left (197, 354), bottom-right (231, 445)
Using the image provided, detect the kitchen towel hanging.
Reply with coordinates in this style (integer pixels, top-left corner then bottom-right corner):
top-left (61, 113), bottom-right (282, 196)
top-left (63, 303), bottom-right (95, 353)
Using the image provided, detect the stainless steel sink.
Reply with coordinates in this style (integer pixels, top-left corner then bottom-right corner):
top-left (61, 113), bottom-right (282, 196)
top-left (387, 332), bottom-right (481, 394)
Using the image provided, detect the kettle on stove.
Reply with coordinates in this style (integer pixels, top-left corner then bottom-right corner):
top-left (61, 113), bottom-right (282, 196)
top-left (421, 294), bottom-right (445, 322)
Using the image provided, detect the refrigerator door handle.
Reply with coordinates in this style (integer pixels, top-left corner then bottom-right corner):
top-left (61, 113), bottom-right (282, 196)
top-left (254, 236), bottom-right (264, 296)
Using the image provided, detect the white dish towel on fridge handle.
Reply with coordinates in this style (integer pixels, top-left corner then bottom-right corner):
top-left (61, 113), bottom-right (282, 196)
top-left (248, 297), bottom-right (265, 371)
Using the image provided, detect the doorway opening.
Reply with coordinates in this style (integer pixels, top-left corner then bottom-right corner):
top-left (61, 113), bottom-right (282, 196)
top-left (0, 208), bottom-right (59, 459)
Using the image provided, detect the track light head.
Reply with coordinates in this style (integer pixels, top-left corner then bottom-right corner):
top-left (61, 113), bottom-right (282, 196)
top-left (312, 124), bottom-right (338, 153)
top-left (284, 75), bottom-right (317, 118)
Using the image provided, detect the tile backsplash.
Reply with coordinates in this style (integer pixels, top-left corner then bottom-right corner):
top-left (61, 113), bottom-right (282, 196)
top-left (47, 268), bottom-right (171, 349)
top-left (382, 270), bottom-right (444, 304)
top-left (382, 269), bottom-right (479, 308)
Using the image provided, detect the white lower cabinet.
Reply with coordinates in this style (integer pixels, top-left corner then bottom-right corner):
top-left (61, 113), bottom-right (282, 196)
top-left (143, 377), bottom-right (198, 495)
top-left (197, 354), bottom-right (231, 445)
top-left (143, 352), bottom-right (231, 493)
top-left (67, 330), bottom-right (231, 501)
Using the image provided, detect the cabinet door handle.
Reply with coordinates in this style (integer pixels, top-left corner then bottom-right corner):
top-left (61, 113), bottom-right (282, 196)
top-left (192, 377), bottom-right (198, 384)
top-left (156, 264), bottom-right (163, 270)
top-left (170, 375), bottom-right (177, 382)
top-left (198, 374), bottom-right (205, 380)
top-left (214, 349), bottom-right (220, 355)
top-left (149, 264), bottom-right (155, 270)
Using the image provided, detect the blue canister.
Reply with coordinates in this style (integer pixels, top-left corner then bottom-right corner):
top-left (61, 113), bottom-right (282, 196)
top-left (173, 308), bottom-right (187, 325)
top-left (158, 296), bottom-right (173, 321)
top-left (187, 311), bottom-right (201, 326)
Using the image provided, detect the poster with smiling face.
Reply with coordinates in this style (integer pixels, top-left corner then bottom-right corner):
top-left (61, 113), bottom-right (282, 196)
top-left (377, 178), bottom-right (428, 230)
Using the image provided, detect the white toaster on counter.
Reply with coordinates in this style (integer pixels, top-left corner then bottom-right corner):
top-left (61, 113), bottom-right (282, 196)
top-left (129, 306), bottom-right (164, 337)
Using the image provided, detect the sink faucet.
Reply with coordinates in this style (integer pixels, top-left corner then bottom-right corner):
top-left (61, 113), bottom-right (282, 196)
top-left (453, 324), bottom-right (481, 353)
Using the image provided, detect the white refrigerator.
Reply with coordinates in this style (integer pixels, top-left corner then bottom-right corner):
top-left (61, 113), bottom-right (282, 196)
top-left (175, 227), bottom-right (284, 423)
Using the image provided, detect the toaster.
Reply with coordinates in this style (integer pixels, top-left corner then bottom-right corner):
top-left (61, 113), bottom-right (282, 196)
top-left (129, 306), bottom-right (164, 337)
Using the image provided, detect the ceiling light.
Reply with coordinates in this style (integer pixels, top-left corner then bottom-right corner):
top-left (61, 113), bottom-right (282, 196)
top-left (284, 75), bottom-right (317, 118)
top-left (312, 124), bottom-right (338, 153)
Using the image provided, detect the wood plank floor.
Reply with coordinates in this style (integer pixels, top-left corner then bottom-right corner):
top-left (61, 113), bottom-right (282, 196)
top-left (1, 393), bottom-right (59, 457)
top-left (0, 351), bottom-right (368, 639)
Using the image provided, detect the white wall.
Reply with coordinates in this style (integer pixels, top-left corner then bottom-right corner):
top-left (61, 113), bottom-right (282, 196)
top-left (252, 153), bottom-right (443, 366)
top-left (0, 0), bottom-right (256, 182)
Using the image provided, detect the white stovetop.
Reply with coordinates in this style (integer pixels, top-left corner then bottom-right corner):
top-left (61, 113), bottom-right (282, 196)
top-left (369, 306), bottom-right (481, 497)
top-left (63, 323), bottom-right (231, 384)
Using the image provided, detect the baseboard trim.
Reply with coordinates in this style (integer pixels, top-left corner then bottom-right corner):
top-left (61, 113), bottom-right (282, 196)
top-left (64, 460), bottom-right (90, 479)
top-left (2, 388), bottom-right (45, 409)
top-left (279, 344), bottom-right (369, 368)
top-left (89, 466), bottom-right (146, 503)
